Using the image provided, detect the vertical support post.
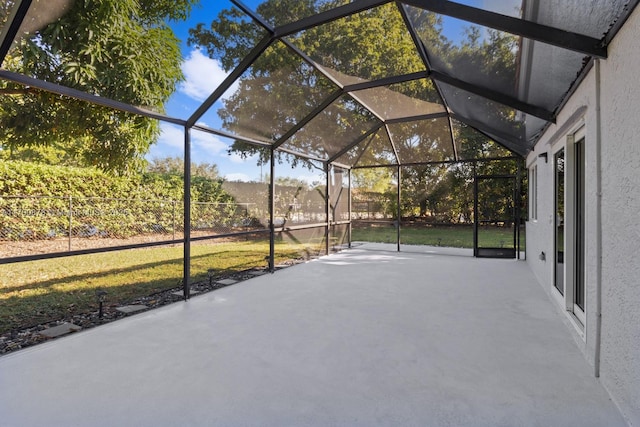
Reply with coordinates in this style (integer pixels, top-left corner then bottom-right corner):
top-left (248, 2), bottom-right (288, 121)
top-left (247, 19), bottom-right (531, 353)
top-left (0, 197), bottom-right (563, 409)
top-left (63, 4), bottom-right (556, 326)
top-left (325, 163), bottom-right (331, 255)
top-left (473, 161), bottom-right (478, 257)
top-left (268, 148), bottom-right (275, 272)
top-left (68, 195), bottom-right (72, 251)
top-left (397, 165), bottom-right (401, 252)
top-left (348, 168), bottom-right (352, 249)
top-left (183, 127), bottom-right (191, 300)
top-left (172, 200), bottom-right (176, 241)
top-left (515, 161), bottom-right (522, 259)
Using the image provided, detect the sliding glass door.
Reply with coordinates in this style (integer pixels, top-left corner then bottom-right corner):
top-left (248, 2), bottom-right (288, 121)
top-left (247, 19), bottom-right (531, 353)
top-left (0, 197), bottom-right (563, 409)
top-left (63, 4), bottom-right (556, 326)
top-left (554, 149), bottom-right (565, 295)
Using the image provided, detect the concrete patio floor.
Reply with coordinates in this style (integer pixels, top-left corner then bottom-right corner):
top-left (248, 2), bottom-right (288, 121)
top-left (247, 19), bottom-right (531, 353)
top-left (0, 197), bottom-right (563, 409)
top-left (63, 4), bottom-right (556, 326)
top-left (0, 244), bottom-right (626, 426)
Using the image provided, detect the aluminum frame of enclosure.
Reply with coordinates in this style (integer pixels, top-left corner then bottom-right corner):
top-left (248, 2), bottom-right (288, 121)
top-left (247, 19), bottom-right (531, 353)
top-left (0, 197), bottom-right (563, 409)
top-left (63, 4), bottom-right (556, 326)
top-left (0, 0), bottom-right (637, 291)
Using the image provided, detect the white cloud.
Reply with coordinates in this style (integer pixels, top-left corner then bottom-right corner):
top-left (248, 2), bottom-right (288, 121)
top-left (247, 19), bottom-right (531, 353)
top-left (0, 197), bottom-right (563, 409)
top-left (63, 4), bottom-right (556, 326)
top-left (228, 151), bottom-right (259, 164)
top-left (179, 49), bottom-right (239, 102)
top-left (155, 123), bottom-right (228, 157)
top-left (191, 131), bottom-right (228, 155)
top-left (156, 123), bottom-right (184, 149)
top-left (225, 173), bottom-right (251, 182)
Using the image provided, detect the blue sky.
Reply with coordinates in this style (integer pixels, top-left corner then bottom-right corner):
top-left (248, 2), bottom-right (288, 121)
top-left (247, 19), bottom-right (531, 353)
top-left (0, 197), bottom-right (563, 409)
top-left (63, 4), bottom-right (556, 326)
top-left (147, 0), bottom-right (520, 183)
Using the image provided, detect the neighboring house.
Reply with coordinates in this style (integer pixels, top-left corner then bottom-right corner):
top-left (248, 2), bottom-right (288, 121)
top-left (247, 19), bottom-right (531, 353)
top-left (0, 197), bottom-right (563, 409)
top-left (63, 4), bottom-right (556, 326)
top-left (525, 4), bottom-right (640, 425)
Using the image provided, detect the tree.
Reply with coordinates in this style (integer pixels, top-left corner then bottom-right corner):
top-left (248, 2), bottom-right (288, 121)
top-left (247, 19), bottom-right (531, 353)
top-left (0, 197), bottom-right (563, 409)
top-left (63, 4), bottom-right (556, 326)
top-left (143, 156), bottom-right (231, 205)
top-left (146, 156), bottom-right (220, 180)
top-left (188, 1), bottom-right (524, 223)
top-left (0, 0), bottom-right (196, 174)
top-left (188, 1), bottom-right (444, 167)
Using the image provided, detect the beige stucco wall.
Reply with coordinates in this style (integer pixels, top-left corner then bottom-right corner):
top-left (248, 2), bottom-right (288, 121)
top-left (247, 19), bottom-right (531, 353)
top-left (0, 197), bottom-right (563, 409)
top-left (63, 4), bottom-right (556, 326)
top-left (526, 5), bottom-right (640, 425)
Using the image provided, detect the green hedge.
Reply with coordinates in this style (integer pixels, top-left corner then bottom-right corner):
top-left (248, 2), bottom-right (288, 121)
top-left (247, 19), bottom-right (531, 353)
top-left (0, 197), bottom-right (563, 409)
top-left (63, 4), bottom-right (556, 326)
top-left (0, 161), bottom-right (237, 240)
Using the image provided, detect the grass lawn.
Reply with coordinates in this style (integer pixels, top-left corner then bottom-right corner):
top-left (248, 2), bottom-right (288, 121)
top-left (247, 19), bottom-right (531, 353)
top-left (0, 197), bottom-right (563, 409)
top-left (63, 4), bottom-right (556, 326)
top-left (0, 225), bottom-right (524, 334)
top-left (0, 239), bottom-right (322, 334)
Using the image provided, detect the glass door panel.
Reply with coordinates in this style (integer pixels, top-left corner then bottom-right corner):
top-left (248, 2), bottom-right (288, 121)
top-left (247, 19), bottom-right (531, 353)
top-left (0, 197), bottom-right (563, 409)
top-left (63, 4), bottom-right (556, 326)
top-left (554, 149), bottom-right (565, 295)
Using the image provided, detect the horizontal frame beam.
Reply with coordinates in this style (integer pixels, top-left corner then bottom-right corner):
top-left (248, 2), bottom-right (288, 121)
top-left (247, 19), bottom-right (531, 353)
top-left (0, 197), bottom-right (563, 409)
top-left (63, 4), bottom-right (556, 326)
top-left (0, 70), bottom-right (186, 126)
top-left (403, 0), bottom-right (607, 58)
top-left (351, 155), bottom-right (519, 169)
top-left (430, 70), bottom-right (555, 122)
top-left (190, 123), bottom-right (272, 149)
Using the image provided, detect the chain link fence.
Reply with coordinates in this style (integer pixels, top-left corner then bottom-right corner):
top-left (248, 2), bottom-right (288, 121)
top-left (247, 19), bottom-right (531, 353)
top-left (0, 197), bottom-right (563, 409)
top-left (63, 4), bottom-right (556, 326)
top-left (0, 196), bottom-right (263, 257)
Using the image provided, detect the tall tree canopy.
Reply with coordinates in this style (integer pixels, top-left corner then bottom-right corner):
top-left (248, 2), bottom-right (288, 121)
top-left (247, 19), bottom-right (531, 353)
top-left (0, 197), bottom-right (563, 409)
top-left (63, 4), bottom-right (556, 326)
top-left (0, 0), bottom-right (196, 174)
top-left (188, 1), bottom-right (518, 163)
top-left (188, 0), bottom-right (522, 221)
top-left (188, 1), bottom-right (444, 166)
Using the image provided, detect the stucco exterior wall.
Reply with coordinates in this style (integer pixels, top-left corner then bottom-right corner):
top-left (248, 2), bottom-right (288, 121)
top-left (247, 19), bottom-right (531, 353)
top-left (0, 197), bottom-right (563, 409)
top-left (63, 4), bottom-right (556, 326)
top-left (526, 5), bottom-right (640, 425)
top-left (598, 5), bottom-right (640, 424)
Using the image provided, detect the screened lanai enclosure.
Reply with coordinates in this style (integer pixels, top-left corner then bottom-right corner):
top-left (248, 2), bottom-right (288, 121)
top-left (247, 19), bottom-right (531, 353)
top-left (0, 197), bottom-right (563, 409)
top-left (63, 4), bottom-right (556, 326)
top-left (0, 0), bottom-right (637, 334)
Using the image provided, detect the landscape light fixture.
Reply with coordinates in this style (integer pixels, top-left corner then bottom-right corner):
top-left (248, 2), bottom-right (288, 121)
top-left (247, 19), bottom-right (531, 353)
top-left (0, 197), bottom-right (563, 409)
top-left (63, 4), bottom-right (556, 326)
top-left (96, 289), bottom-right (107, 319)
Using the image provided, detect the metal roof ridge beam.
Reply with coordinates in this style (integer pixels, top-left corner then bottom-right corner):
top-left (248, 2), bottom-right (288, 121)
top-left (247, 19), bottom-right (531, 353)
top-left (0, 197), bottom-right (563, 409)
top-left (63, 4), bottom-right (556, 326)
top-left (190, 123), bottom-right (272, 148)
top-left (396, 3), bottom-right (452, 113)
top-left (0, 69), bottom-right (186, 126)
top-left (343, 71), bottom-right (428, 92)
top-left (430, 70), bottom-right (555, 122)
top-left (327, 122), bottom-right (384, 164)
top-left (187, 34), bottom-right (274, 127)
top-left (231, 0), bottom-right (275, 32)
top-left (274, 0), bottom-right (392, 38)
top-left (402, 0), bottom-right (607, 58)
top-left (272, 89), bottom-right (343, 150)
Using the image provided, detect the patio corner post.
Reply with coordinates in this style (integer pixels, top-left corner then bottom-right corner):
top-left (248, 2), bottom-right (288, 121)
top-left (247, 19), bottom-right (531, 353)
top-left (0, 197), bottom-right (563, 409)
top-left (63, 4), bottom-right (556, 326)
top-left (397, 165), bottom-right (401, 252)
top-left (348, 168), bottom-right (352, 249)
top-left (325, 163), bottom-right (331, 255)
top-left (269, 147), bottom-right (275, 273)
top-left (183, 126), bottom-right (191, 300)
top-left (68, 195), bottom-right (72, 251)
top-left (473, 161), bottom-right (478, 257)
top-left (516, 160), bottom-right (522, 259)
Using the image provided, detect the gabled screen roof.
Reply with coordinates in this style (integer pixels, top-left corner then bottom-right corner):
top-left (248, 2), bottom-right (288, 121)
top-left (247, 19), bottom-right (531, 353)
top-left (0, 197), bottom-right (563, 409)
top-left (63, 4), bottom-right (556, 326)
top-left (0, 0), bottom-right (636, 168)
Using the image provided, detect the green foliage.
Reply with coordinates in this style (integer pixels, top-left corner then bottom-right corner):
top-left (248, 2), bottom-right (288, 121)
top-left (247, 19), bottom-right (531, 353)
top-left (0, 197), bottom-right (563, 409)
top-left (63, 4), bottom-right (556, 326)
top-left (0, 0), bottom-right (197, 174)
top-left (0, 160), bottom-right (236, 240)
top-left (189, 1), bottom-right (441, 167)
top-left (0, 240), bottom-right (306, 334)
top-left (146, 156), bottom-right (221, 180)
